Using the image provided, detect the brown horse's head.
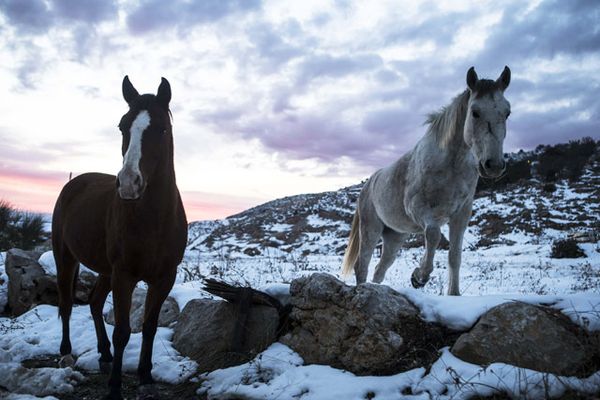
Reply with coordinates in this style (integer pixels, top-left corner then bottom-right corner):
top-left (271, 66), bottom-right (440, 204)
top-left (116, 76), bottom-right (172, 200)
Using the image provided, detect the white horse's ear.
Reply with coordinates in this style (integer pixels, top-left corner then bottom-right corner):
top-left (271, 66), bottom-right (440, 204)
top-left (466, 67), bottom-right (478, 91)
top-left (122, 75), bottom-right (139, 104)
top-left (156, 77), bottom-right (171, 109)
top-left (496, 66), bottom-right (511, 91)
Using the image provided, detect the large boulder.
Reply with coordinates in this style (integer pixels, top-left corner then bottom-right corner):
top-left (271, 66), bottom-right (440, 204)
top-left (5, 249), bottom-right (58, 316)
top-left (451, 302), bottom-right (596, 376)
top-left (104, 287), bottom-right (179, 333)
top-left (5, 249), bottom-right (97, 316)
top-left (280, 273), bottom-right (446, 375)
top-left (172, 298), bottom-right (279, 372)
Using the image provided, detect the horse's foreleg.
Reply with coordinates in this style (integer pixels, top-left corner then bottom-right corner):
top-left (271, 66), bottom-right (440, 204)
top-left (55, 245), bottom-right (78, 368)
top-left (448, 203), bottom-right (472, 296)
top-left (107, 272), bottom-right (136, 400)
top-left (411, 225), bottom-right (440, 288)
top-left (373, 230), bottom-right (405, 284)
top-left (137, 271), bottom-right (176, 390)
top-left (89, 274), bottom-right (113, 373)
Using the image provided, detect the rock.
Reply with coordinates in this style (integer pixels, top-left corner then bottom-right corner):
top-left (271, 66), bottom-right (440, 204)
top-left (451, 302), bottom-right (595, 376)
top-left (5, 249), bottom-right (98, 316)
top-left (5, 249), bottom-right (59, 316)
top-left (104, 287), bottom-right (179, 333)
top-left (279, 273), bottom-right (439, 375)
top-left (172, 298), bottom-right (278, 372)
top-left (74, 269), bottom-right (97, 303)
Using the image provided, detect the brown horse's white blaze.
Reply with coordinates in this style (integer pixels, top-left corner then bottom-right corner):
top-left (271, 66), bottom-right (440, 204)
top-left (116, 110), bottom-right (150, 200)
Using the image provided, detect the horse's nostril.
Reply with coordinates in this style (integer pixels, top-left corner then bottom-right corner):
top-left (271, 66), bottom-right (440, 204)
top-left (134, 175), bottom-right (142, 186)
top-left (484, 160), bottom-right (492, 169)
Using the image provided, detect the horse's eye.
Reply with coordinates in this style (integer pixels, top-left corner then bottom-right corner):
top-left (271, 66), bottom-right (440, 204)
top-left (472, 110), bottom-right (480, 119)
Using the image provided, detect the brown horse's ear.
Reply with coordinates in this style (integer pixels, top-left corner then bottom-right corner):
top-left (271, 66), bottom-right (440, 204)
top-left (157, 77), bottom-right (171, 109)
top-left (466, 67), bottom-right (478, 91)
top-left (122, 75), bottom-right (139, 104)
top-left (496, 66), bottom-right (511, 91)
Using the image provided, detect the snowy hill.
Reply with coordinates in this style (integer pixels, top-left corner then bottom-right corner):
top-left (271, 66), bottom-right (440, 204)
top-left (188, 142), bottom-right (600, 260)
top-left (1, 139), bottom-right (599, 399)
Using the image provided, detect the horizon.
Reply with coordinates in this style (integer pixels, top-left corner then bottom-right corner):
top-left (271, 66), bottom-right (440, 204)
top-left (1, 0), bottom-right (599, 221)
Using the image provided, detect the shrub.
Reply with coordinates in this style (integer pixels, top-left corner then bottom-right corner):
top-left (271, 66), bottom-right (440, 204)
top-left (536, 137), bottom-right (598, 182)
top-left (0, 200), bottom-right (47, 251)
top-left (550, 238), bottom-right (586, 259)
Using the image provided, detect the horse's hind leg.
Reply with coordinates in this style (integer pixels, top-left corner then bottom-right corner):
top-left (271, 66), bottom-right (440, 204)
top-left (354, 211), bottom-right (383, 284)
top-left (137, 271), bottom-right (176, 395)
top-left (89, 274), bottom-right (113, 373)
top-left (55, 244), bottom-right (78, 367)
top-left (372, 229), bottom-right (406, 284)
top-left (411, 225), bottom-right (441, 288)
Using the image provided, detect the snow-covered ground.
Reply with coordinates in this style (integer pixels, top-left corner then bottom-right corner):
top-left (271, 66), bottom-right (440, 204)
top-left (1, 238), bottom-right (599, 399)
top-left (1, 167), bottom-right (599, 399)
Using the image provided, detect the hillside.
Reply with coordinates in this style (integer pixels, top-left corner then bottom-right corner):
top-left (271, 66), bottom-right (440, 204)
top-left (188, 138), bottom-right (600, 259)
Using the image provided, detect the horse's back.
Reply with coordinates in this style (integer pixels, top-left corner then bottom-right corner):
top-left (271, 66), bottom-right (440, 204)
top-left (52, 172), bottom-right (115, 275)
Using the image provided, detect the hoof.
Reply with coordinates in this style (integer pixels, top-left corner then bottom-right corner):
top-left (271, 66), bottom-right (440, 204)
top-left (58, 354), bottom-right (75, 368)
top-left (410, 269), bottom-right (427, 289)
top-left (99, 360), bottom-right (112, 374)
top-left (137, 384), bottom-right (159, 400)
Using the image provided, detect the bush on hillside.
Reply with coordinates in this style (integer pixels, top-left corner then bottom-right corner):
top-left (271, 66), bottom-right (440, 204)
top-left (0, 200), bottom-right (47, 251)
top-left (550, 238), bottom-right (586, 259)
top-left (536, 137), bottom-right (597, 182)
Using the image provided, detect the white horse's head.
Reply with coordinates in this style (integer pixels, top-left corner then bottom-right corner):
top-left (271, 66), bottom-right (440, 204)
top-left (463, 66), bottom-right (511, 178)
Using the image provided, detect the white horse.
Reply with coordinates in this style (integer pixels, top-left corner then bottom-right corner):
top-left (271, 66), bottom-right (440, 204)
top-left (342, 66), bottom-right (511, 295)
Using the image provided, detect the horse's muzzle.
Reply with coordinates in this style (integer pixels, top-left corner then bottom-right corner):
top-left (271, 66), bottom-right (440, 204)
top-left (478, 159), bottom-right (506, 179)
top-left (116, 170), bottom-right (145, 200)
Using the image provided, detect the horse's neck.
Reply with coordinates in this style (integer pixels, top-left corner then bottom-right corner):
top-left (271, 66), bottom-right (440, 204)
top-left (419, 129), bottom-right (473, 167)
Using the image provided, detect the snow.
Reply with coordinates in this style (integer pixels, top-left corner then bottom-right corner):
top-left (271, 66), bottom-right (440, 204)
top-left (38, 250), bottom-right (97, 277)
top-left (199, 344), bottom-right (600, 400)
top-left (0, 304), bottom-right (197, 397)
top-left (1, 171), bottom-right (599, 398)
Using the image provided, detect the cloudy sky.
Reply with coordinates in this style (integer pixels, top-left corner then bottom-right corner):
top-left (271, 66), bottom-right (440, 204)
top-left (0, 0), bottom-right (598, 221)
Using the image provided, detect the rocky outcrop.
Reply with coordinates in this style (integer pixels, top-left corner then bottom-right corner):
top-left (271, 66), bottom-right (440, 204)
top-left (5, 249), bottom-right (59, 316)
top-left (5, 249), bottom-right (97, 316)
top-left (277, 273), bottom-right (599, 377)
top-left (104, 287), bottom-right (179, 333)
top-left (279, 273), bottom-right (454, 375)
top-left (172, 298), bottom-right (279, 373)
top-left (451, 302), bottom-right (597, 376)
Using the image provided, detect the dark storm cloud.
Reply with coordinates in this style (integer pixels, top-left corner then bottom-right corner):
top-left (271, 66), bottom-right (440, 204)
top-left (0, 0), bottom-right (53, 34)
top-left (126, 0), bottom-right (261, 34)
top-left (0, 0), bottom-right (117, 34)
top-left (0, 0), bottom-right (118, 87)
top-left (479, 0), bottom-right (600, 65)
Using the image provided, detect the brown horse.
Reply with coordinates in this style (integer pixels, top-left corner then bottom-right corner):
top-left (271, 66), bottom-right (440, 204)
top-left (52, 76), bottom-right (187, 399)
